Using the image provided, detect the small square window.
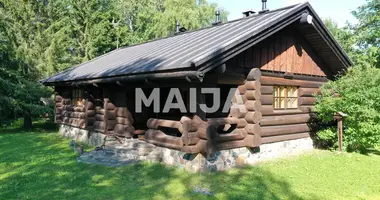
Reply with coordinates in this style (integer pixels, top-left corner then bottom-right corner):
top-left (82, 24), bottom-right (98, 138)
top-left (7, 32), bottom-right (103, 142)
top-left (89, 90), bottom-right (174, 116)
top-left (273, 86), bottom-right (298, 109)
top-left (72, 89), bottom-right (84, 106)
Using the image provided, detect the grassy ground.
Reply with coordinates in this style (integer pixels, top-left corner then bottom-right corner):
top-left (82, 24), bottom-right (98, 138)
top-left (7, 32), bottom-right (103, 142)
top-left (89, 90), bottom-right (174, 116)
top-left (1, 121), bottom-right (380, 200)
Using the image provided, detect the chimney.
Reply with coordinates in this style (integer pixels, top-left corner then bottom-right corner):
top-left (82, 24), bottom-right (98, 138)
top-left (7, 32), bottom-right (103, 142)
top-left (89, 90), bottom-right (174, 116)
top-left (242, 10), bottom-right (256, 17)
top-left (212, 10), bottom-right (222, 25)
top-left (259, 0), bottom-right (269, 13)
top-left (176, 21), bottom-right (180, 33)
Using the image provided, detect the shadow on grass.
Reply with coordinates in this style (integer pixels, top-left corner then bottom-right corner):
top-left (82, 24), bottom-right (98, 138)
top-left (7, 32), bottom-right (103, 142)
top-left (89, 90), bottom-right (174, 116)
top-left (0, 119), bottom-right (58, 134)
top-left (0, 131), bottom-right (312, 200)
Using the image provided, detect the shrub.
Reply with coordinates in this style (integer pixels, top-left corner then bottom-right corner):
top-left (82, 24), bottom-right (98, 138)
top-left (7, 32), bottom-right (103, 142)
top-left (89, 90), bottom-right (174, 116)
top-left (314, 65), bottom-right (380, 152)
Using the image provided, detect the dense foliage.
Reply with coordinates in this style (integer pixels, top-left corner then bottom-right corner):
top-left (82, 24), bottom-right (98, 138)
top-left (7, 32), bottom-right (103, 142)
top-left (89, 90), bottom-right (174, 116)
top-left (314, 66), bottom-right (380, 152)
top-left (0, 0), bottom-right (226, 128)
top-left (315, 0), bottom-right (380, 152)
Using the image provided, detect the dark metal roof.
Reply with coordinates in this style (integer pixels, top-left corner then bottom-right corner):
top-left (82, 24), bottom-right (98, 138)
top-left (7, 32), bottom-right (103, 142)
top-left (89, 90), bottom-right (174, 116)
top-left (41, 2), bottom-right (352, 85)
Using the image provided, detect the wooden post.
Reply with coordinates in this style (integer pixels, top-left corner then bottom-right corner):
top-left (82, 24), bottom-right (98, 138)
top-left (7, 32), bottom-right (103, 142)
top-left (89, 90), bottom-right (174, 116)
top-left (334, 112), bottom-right (348, 152)
top-left (337, 119), bottom-right (343, 151)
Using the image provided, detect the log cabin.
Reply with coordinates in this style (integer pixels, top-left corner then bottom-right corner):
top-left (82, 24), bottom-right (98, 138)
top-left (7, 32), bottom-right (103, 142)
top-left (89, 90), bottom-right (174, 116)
top-left (41, 2), bottom-right (352, 167)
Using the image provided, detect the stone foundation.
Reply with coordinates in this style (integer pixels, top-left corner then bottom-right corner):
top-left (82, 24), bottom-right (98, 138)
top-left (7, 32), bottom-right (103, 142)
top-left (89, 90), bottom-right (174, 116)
top-left (152, 137), bottom-right (313, 172)
top-left (59, 124), bottom-right (313, 172)
top-left (59, 124), bottom-right (105, 146)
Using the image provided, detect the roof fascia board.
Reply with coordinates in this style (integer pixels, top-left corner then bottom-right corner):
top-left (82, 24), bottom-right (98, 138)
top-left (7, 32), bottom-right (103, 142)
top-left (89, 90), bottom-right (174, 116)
top-left (301, 3), bottom-right (353, 67)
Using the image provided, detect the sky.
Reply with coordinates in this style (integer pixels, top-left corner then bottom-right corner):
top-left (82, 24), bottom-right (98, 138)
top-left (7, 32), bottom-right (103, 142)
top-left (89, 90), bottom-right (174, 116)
top-left (209, 0), bottom-right (366, 27)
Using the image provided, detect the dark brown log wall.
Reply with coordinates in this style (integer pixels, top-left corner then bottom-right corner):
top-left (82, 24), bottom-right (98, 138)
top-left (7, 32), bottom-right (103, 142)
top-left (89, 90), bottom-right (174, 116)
top-left (144, 68), bottom-right (263, 154)
top-left (259, 73), bottom-right (326, 144)
top-left (55, 97), bottom-right (87, 128)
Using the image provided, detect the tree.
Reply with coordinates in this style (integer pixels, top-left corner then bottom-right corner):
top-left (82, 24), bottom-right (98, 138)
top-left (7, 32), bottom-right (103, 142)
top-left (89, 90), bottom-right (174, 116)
top-left (351, 0), bottom-right (379, 67)
top-left (0, 0), bottom-right (226, 128)
top-left (315, 0), bottom-right (380, 152)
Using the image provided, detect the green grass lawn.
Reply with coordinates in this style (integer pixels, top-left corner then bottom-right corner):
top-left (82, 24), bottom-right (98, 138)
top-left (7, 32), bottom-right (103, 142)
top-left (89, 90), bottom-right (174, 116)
top-left (1, 122), bottom-right (380, 200)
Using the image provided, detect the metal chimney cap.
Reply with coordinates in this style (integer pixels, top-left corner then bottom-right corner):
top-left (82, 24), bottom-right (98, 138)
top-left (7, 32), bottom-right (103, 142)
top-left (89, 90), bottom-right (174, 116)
top-left (213, 9), bottom-right (222, 25)
top-left (242, 10), bottom-right (256, 17)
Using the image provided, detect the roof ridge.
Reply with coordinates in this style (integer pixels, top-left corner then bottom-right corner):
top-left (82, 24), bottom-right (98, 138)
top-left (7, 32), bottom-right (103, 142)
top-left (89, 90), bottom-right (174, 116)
top-left (114, 3), bottom-right (302, 51)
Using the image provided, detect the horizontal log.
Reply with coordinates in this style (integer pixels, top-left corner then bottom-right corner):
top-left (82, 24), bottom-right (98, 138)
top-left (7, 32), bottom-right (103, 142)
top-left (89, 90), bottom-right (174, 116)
top-left (106, 102), bottom-right (116, 110)
top-left (147, 118), bottom-right (181, 129)
top-left (208, 127), bottom-right (247, 142)
top-left (299, 88), bottom-right (320, 97)
top-left (299, 97), bottom-right (316, 106)
top-left (244, 123), bottom-right (261, 135)
top-left (260, 94), bottom-right (273, 105)
top-left (106, 110), bottom-right (117, 120)
top-left (232, 94), bottom-right (248, 104)
top-left (244, 81), bottom-right (261, 90)
top-left (261, 114), bottom-right (311, 126)
top-left (55, 95), bottom-right (63, 102)
top-left (207, 117), bottom-right (245, 127)
top-left (245, 111), bottom-right (262, 124)
top-left (116, 117), bottom-right (133, 125)
top-left (182, 115), bottom-right (203, 132)
top-left (216, 134), bottom-right (261, 150)
top-left (86, 101), bottom-right (95, 110)
top-left (95, 107), bottom-right (105, 114)
top-left (216, 139), bottom-right (246, 150)
top-left (56, 102), bottom-right (63, 108)
top-left (75, 112), bottom-right (86, 119)
top-left (261, 86), bottom-right (274, 95)
top-left (244, 134), bottom-right (261, 147)
top-left (197, 125), bottom-right (208, 140)
top-left (247, 68), bottom-right (261, 81)
top-left (86, 110), bottom-right (96, 117)
top-left (113, 124), bottom-right (135, 134)
top-left (261, 132), bottom-right (310, 144)
top-left (261, 105), bottom-right (312, 116)
top-left (229, 105), bottom-right (247, 118)
top-left (299, 106), bottom-right (314, 113)
top-left (260, 71), bottom-right (328, 82)
top-left (261, 105), bottom-right (274, 115)
top-left (107, 120), bottom-right (117, 130)
top-left (181, 131), bottom-right (200, 146)
top-left (63, 118), bottom-right (86, 127)
top-left (261, 123), bottom-right (310, 137)
top-left (181, 139), bottom-right (208, 154)
top-left (63, 105), bottom-right (74, 111)
top-left (145, 129), bottom-right (183, 150)
top-left (245, 100), bottom-right (262, 111)
top-left (115, 107), bottom-right (134, 122)
top-left (244, 90), bottom-right (261, 100)
top-left (260, 76), bottom-right (323, 88)
top-left (63, 99), bottom-right (71, 105)
top-left (93, 121), bottom-right (106, 132)
top-left (133, 129), bottom-right (146, 135)
top-left (95, 114), bottom-right (105, 121)
top-left (237, 85), bottom-right (246, 95)
top-left (73, 107), bottom-right (85, 112)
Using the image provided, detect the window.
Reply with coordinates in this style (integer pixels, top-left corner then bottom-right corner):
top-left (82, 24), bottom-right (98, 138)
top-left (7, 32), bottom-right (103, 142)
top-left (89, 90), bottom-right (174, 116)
top-left (273, 86), bottom-right (298, 109)
top-left (72, 89), bottom-right (84, 106)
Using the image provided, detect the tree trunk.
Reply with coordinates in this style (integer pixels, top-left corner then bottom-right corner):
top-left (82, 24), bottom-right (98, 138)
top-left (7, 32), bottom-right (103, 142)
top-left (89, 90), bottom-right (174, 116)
top-left (24, 113), bottom-right (32, 130)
